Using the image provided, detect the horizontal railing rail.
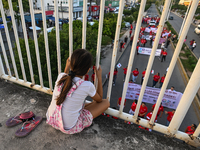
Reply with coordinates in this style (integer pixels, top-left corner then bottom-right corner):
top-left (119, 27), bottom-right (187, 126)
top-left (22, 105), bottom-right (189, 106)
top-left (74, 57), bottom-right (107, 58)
top-left (0, 0), bottom-right (199, 147)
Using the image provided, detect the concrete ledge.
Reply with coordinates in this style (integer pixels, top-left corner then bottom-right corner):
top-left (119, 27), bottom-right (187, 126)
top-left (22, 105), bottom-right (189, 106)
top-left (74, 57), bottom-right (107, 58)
top-left (0, 79), bottom-right (197, 150)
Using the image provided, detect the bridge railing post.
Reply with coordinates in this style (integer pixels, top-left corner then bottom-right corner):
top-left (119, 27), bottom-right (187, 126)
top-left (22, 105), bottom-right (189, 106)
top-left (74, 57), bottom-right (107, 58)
top-left (0, 54), bottom-right (5, 78)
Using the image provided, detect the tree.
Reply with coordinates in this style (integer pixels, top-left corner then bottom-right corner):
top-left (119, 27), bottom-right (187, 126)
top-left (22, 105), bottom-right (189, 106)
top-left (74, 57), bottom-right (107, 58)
top-left (2, 0), bottom-right (29, 12)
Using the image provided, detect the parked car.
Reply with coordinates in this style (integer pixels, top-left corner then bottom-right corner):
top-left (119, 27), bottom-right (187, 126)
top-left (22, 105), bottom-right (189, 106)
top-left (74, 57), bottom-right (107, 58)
top-left (124, 21), bottom-right (131, 28)
top-left (115, 7), bottom-right (119, 11)
top-left (76, 17), bottom-right (83, 21)
top-left (169, 15), bottom-right (173, 20)
top-left (87, 16), bottom-right (93, 21)
top-left (194, 25), bottom-right (200, 34)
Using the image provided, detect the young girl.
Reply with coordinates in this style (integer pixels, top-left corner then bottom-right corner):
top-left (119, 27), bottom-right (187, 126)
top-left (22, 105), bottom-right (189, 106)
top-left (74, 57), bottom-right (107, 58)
top-left (46, 49), bottom-right (110, 134)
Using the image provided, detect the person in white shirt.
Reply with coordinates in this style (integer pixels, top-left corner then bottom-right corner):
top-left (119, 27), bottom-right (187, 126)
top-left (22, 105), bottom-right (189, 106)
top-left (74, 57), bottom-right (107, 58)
top-left (46, 49), bottom-right (110, 134)
top-left (191, 41), bottom-right (196, 51)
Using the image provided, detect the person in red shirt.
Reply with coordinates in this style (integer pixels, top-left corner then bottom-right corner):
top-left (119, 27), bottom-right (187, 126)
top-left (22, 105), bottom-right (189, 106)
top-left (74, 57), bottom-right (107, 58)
top-left (189, 39), bottom-right (194, 49)
top-left (152, 72), bottom-right (160, 87)
top-left (161, 50), bottom-right (167, 62)
top-left (130, 35), bottom-right (134, 45)
top-left (117, 97), bottom-right (126, 108)
top-left (136, 45), bottom-right (140, 55)
top-left (123, 67), bottom-right (127, 81)
top-left (146, 110), bottom-right (158, 124)
top-left (91, 72), bottom-right (95, 84)
top-left (141, 68), bottom-right (146, 84)
top-left (130, 24), bottom-right (133, 30)
top-left (84, 74), bottom-right (89, 81)
top-left (129, 29), bottom-right (132, 37)
top-left (185, 124), bottom-right (197, 135)
top-left (132, 68), bottom-right (139, 83)
top-left (108, 68), bottom-right (118, 86)
top-left (165, 110), bottom-right (175, 126)
top-left (139, 102), bottom-right (148, 118)
top-left (129, 100), bottom-right (137, 115)
top-left (150, 103), bottom-right (164, 118)
top-left (159, 74), bottom-right (166, 88)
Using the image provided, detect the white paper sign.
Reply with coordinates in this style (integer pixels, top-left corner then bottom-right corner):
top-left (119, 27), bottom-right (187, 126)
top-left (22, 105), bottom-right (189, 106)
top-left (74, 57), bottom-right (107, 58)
top-left (151, 70), bottom-right (154, 74)
top-left (125, 83), bottom-right (183, 109)
top-left (117, 63), bottom-right (122, 68)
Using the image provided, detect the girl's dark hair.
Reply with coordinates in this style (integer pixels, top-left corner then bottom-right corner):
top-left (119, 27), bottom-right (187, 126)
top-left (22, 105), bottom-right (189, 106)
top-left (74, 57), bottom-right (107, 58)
top-left (56, 49), bottom-right (93, 106)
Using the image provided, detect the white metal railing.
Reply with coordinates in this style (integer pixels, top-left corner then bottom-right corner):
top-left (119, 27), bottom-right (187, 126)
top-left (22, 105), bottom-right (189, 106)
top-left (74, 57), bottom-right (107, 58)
top-left (0, 0), bottom-right (199, 147)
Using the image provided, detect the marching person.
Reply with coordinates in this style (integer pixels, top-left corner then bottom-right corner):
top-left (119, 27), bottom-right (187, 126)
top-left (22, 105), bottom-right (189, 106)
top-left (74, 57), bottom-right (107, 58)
top-left (185, 124), bottom-right (197, 135)
top-left (124, 35), bottom-right (128, 43)
top-left (129, 100), bottom-right (137, 115)
top-left (139, 102), bottom-right (148, 118)
top-left (159, 74), bottom-right (165, 88)
top-left (161, 50), bottom-right (167, 62)
top-left (150, 103), bottom-right (164, 118)
top-left (141, 68), bottom-right (146, 84)
top-left (165, 110), bottom-right (175, 126)
top-left (123, 66), bottom-right (127, 81)
top-left (189, 39), bottom-right (194, 49)
top-left (132, 68), bottom-right (139, 83)
top-left (152, 72), bottom-right (160, 87)
top-left (117, 97), bottom-right (126, 108)
top-left (129, 29), bottom-right (132, 37)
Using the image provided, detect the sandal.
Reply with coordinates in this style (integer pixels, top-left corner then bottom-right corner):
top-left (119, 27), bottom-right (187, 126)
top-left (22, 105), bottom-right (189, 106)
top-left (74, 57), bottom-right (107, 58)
top-left (6, 111), bottom-right (35, 127)
top-left (15, 116), bottom-right (42, 137)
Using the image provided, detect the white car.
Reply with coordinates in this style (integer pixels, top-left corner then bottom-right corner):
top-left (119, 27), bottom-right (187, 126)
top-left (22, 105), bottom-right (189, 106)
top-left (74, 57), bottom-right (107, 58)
top-left (149, 20), bottom-right (156, 26)
top-left (115, 7), bottom-right (119, 11)
top-left (124, 22), bottom-right (130, 28)
top-left (194, 25), bottom-right (200, 34)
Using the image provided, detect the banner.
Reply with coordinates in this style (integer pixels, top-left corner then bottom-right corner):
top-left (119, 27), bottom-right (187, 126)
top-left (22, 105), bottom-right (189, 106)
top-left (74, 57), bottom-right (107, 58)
top-left (159, 38), bottom-right (166, 44)
top-left (125, 83), bottom-right (183, 109)
top-left (138, 47), bottom-right (161, 56)
top-left (145, 27), bottom-right (157, 33)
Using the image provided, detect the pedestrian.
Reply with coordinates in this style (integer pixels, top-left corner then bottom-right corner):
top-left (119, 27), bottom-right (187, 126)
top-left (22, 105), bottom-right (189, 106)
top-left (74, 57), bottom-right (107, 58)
top-left (161, 42), bottom-right (165, 49)
top-left (165, 38), bottom-right (170, 48)
top-left (191, 41), bottom-right (196, 51)
top-left (84, 74), bottom-right (89, 81)
top-left (172, 34), bottom-right (177, 41)
top-left (184, 36), bottom-right (187, 43)
top-left (129, 29), bottom-right (132, 37)
top-left (123, 66), bottom-right (127, 81)
top-left (139, 102), bottom-right (148, 118)
top-left (185, 124), bottom-right (197, 135)
top-left (136, 45), bottom-right (140, 55)
top-left (129, 100), bottom-right (137, 115)
top-left (159, 48), bottom-right (164, 61)
top-left (150, 36), bottom-right (153, 46)
top-left (159, 74), bottom-right (165, 88)
top-left (150, 103), bottom-right (164, 118)
top-left (111, 39), bottom-right (114, 48)
top-left (152, 72), bottom-right (160, 87)
top-left (113, 68), bottom-right (118, 86)
top-left (46, 49), bottom-right (110, 134)
top-left (141, 68), bottom-right (146, 84)
top-left (146, 110), bottom-right (158, 123)
top-left (124, 35), bottom-right (128, 43)
top-left (117, 97), bottom-right (126, 108)
top-left (131, 24), bottom-right (133, 30)
top-left (130, 35), bottom-right (134, 45)
top-left (120, 41), bottom-right (123, 52)
top-left (132, 68), bottom-right (139, 83)
top-left (161, 50), bottom-right (167, 62)
top-left (165, 110), bottom-right (175, 126)
top-left (168, 86), bottom-right (175, 92)
top-left (189, 39), bottom-right (194, 49)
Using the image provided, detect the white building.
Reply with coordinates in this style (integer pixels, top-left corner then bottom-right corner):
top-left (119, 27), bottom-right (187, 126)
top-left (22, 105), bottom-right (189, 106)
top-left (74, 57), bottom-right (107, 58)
top-left (35, 0), bottom-right (93, 19)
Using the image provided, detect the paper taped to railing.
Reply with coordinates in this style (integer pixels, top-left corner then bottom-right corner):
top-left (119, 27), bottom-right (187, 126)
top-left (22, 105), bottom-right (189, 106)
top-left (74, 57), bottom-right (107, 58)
top-left (138, 47), bottom-right (161, 56)
top-left (126, 83), bottom-right (183, 109)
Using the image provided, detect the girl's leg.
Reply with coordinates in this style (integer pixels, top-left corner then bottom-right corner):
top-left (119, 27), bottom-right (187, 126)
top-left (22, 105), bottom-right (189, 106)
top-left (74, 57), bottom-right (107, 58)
top-left (84, 99), bottom-right (110, 119)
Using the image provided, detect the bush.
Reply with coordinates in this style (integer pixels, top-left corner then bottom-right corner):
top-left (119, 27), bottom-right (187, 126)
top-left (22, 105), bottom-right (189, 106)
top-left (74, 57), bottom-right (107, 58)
top-left (123, 16), bottom-right (134, 24)
top-left (123, 9), bottom-right (132, 16)
top-left (102, 36), bottom-right (112, 46)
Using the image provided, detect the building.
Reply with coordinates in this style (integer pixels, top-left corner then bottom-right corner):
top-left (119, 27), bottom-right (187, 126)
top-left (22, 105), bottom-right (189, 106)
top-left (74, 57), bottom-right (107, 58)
top-left (34, 0), bottom-right (99, 19)
top-left (179, 0), bottom-right (200, 6)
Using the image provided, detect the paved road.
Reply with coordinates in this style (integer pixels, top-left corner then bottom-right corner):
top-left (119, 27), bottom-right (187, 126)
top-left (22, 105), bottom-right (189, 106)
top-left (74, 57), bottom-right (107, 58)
top-left (168, 11), bottom-right (200, 58)
top-left (103, 4), bottom-right (199, 133)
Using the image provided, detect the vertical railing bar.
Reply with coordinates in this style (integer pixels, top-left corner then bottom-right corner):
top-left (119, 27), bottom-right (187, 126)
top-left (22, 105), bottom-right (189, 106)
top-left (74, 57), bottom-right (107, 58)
top-left (8, 0), bottom-right (27, 82)
top-left (149, 0), bottom-right (199, 126)
top-left (119, 0), bottom-right (147, 114)
top-left (54, 0), bottom-right (61, 74)
top-left (69, 0), bottom-right (73, 57)
top-left (41, 0), bottom-right (53, 90)
top-left (0, 54), bottom-right (5, 77)
top-left (168, 58), bottom-right (200, 134)
top-left (178, 0), bottom-right (192, 39)
top-left (193, 123), bottom-right (200, 138)
top-left (106, 0), bottom-right (125, 101)
top-left (82, 0), bottom-right (87, 49)
top-left (0, 31), bottom-right (11, 77)
top-left (0, 0), bottom-right (19, 79)
top-left (133, 0), bottom-right (172, 119)
top-left (29, 0), bottom-right (44, 87)
top-left (94, 0), bottom-right (105, 87)
top-left (166, 0), bottom-right (173, 22)
top-left (18, 0), bottom-right (35, 84)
